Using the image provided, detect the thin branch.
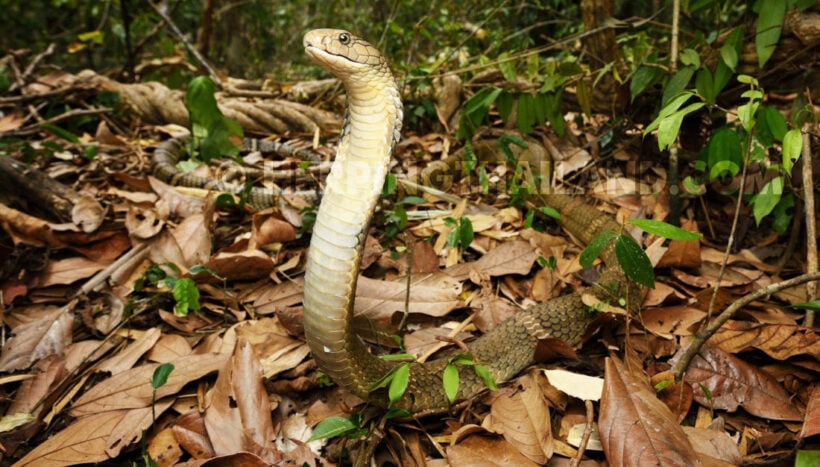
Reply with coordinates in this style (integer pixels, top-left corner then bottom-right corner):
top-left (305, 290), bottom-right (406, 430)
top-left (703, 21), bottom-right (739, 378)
top-left (801, 118), bottom-right (817, 326)
top-left (672, 271), bottom-right (820, 378)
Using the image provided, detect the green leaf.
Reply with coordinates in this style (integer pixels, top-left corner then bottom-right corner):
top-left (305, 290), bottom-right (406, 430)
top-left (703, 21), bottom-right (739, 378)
top-left (382, 173), bottom-right (397, 196)
top-left (757, 105), bottom-right (788, 145)
top-left (580, 230), bottom-right (617, 268)
top-left (752, 175), bottom-right (783, 225)
top-left (40, 123), bottom-right (80, 144)
top-left (388, 363), bottom-right (410, 406)
top-left (517, 93), bottom-right (536, 135)
top-left (151, 363), bottom-right (175, 389)
top-left (185, 76), bottom-right (243, 162)
top-left (772, 194), bottom-right (794, 235)
top-left (706, 127), bottom-right (742, 179)
top-left (657, 102), bottom-right (706, 150)
top-left (782, 129), bottom-right (802, 175)
top-left (458, 87), bottom-right (503, 140)
top-left (308, 416), bottom-right (357, 441)
top-left (630, 65), bottom-right (662, 100)
top-left (615, 234), bottom-right (655, 289)
top-left (474, 364), bottom-right (498, 391)
top-left (172, 277), bottom-right (201, 316)
top-left (538, 206), bottom-right (560, 220)
top-left (792, 300), bottom-right (820, 311)
top-left (719, 43), bottom-right (738, 72)
top-left (695, 68), bottom-right (716, 104)
top-left (443, 364), bottom-right (459, 403)
top-left (496, 91), bottom-right (514, 124)
top-left (679, 48), bottom-right (700, 68)
top-left (796, 450), bottom-right (820, 467)
top-left (662, 66), bottom-right (695, 105)
top-left (755, 0), bottom-right (786, 67)
top-left (644, 91), bottom-right (696, 134)
top-left (628, 219), bottom-right (702, 241)
top-left (576, 79), bottom-right (591, 117)
top-left (459, 217), bottom-right (474, 247)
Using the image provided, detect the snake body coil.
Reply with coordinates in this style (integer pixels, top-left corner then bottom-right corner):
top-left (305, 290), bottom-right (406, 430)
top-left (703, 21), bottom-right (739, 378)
top-left (301, 29), bottom-right (640, 412)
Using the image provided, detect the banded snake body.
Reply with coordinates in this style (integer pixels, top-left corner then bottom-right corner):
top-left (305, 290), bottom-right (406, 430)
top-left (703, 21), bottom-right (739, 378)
top-left (153, 29), bottom-right (641, 412)
top-left (300, 29), bottom-right (641, 412)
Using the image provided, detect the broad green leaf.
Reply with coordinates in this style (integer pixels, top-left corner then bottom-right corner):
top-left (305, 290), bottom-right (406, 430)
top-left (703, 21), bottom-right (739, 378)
top-left (615, 234), bottom-right (655, 289)
top-left (458, 87), bottom-right (502, 140)
top-left (757, 105), bottom-right (788, 145)
top-left (644, 91), bottom-right (696, 134)
top-left (719, 43), bottom-right (738, 71)
top-left (576, 79), bottom-right (591, 116)
top-left (679, 48), bottom-right (700, 67)
top-left (580, 230), bottom-right (617, 268)
top-left (795, 449), bottom-right (820, 467)
top-left (308, 416), bottom-right (357, 441)
top-left (173, 277), bottom-right (201, 316)
top-left (695, 68), bottom-right (715, 104)
top-left (709, 160), bottom-right (741, 180)
top-left (755, 0), bottom-right (785, 67)
top-left (474, 364), bottom-right (498, 391)
top-left (706, 127), bottom-right (742, 179)
top-left (662, 66), bottom-right (695, 105)
top-left (737, 100), bottom-right (759, 132)
top-left (517, 93), bottom-right (536, 135)
top-left (538, 206), bottom-right (560, 220)
top-left (496, 91), bottom-right (514, 124)
top-left (151, 363), bottom-right (175, 389)
top-left (388, 363), bottom-right (410, 406)
top-left (628, 219), bottom-right (702, 241)
top-left (542, 91), bottom-right (565, 137)
top-left (459, 217), bottom-right (474, 247)
top-left (657, 102), bottom-right (705, 150)
top-left (772, 194), bottom-right (794, 235)
top-left (630, 65), bottom-right (662, 100)
top-left (497, 52), bottom-right (517, 82)
top-left (443, 364), bottom-right (459, 403)
top-left (752, 175), bottom-right (784, 225)
top-left (782, 129), bottom-right (802, 175)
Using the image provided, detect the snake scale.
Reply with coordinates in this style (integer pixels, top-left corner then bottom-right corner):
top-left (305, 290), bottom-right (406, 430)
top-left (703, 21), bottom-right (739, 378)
top-left (154, 29), bottom-right (641, 412)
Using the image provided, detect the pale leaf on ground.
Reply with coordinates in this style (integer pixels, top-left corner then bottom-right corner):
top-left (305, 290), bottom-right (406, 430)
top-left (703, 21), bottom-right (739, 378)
top-left (69, 353), bottom-right (227, 416)
top-left (484, 374), bottom-right (552, 463)
top-left (145, 333), bottom-right (193, 361)
top-left (171, 212), bottom-right (212, 268)
top-left (203, 339), bottom-right (280, 464)
top-left (147, 426), bottom-right (183, 467)
top-left (96, 328), bottom-right (162, 375)
top-left (172, 410), bottom-right (215, 460)
top-left (446, 240), bottom-right (538, 282)
top-left (599, 357), bottom-right (699, 465)
top-left (14, 411), bottom-right (126, 466)
top-left (105, 400), bottom-right (174, 457)
top-left (7, 355), bottom-right (66, 417)
top-left (0, 304), bottom-right (74, 372)
top-left (203, 249), bottom-right (275, 281)
top-left (148, 176), bottom-right (207, 218)
top-left (446, 434), bottom-right (538, 466)
top-left (640, 306), bottom-right (706, 339)
top-left (71, 193), bottom-right (105, 233)
top-left (38, 256), bottom-right (106, 287)
top-left (709, 320), bottom-right (820, 360)
top-left (543, 369), bottom-right (604, 401)
top-left (231, 317), bottom-right (309, 379)
top-left (355, 273), bottom-right (462, 319)
top-left (799, 385), bottom-right (819, 440)
top-left (682, 426), bottom-right (742, 465)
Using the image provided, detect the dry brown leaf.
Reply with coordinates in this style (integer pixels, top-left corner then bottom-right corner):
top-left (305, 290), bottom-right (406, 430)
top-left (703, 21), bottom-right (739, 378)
top-left (203, 339), bottom-right (280, 463)
top-left (173, 410), bottom-right (215, 460)
top-left (472, 288), bottom-right (519, 332)
top-left (38, 256), bottom-right (106, 286)
top-left (147, 426), bottom-right (183, 467)
top-left (70, 353), bottom-right (227, 416)
top-left (799, 385), bottom-right (819, 440)
top-left (7, 355), bottom-right (66, 418)
top-left (71, 194), bottom-right (105, 233)
top-left (145, 333), bottom-right (193, 361)
top-left (14, 411), bottom-right (125, 466)
top-left (176, 451), bottom-right (268, 466)
top-left (446, 434), bottom-right (539, 466)
top-left (355, 273), bottom-right (462, 319)
top-left (105, 400), bottom-right (174, 457)
top-left (656, 219), bottom-right (701, 269)
top-left (682, 426), bottom-right (742, 465)
top-left (172, 212), bottom-right (212, 267)
top-left (96, 328), bottom-right (162, 375)
top-left (252, 213), bottom-right (296, 245)
top-left (484, 374), bottom-right (552, 463)
top-left (0, 303), bottom-right (74, 372)
top-left (446, 240), bottom-right (537, 282)
top-left (231, 318), bottom-right (309, 378)
top-left (148, 176), bottom-right (207, 218)
top-left (125, 205), bottom-right (165, 239)
top-left (709, 320), bottom-right (820, 360)
top-left (599, 357), bottom-right (700, 466)
top-left (675, 344), bottom-right (803, 421)
top-left (249, 277), bottom-right (304, 314)
top-left (204, 249), bottom-right (275, 281)
top-left (640, 306), bottom-right (706, 339)
top-left (543, 369), bottom-right (603, 401)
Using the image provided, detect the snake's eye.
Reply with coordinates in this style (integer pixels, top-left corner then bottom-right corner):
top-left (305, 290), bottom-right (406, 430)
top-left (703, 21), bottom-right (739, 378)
top-left (338, 33), bottom-right (350, 44)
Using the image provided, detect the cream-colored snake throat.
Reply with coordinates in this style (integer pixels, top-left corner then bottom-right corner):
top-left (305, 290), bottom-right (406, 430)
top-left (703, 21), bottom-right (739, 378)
top-left (302, 29), bottom-right (640, 413)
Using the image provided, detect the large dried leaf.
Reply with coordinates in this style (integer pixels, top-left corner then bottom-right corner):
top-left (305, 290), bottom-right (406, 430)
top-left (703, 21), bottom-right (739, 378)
top-left (800, 385), bottom-right (820, 440)
top-left (710, 320), bottom-right (820, 360)
top-left (7, 355), bottom-right (66, 417)
top-left (14, 411), bottom-right (124, 466)
top-left (203, 339), bottom-right (280, 463)
top-left (0, 304), bottom-right (74, 372)
top-left (96, 328), bottom-right (162, 375)
top-left (355, 273), bottom-right (462, 318)
top-left (229, 318), bottom-right (309, 378)
top-left (599, 357), bottom-right (699, 466)
top-left (171, 212), bottom-right (212, 268)
top-left (484, 374), bottom-right (552, 463)
top-left (38, 256), bottom-right (106, 286)
top-left (446, 434), bottom-right (538, 466)
top-left (640, 306), bottom-right (706, 339)
top-left (105, 400), bottom-right (174, 457)
top-left (445, 240), bottom-right (538, 282)
top-left (681, 426), bottom-right (742, 465)
top-left (543, 369), bottom-right (603, 401)
top-left (70, 353), bottom-right (227, 416)
top-left (675, 344), bottom-right (803, 421)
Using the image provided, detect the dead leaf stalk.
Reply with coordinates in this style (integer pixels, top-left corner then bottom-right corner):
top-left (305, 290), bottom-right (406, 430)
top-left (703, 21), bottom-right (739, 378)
top-left (570, 399), bottom-right (595, 467)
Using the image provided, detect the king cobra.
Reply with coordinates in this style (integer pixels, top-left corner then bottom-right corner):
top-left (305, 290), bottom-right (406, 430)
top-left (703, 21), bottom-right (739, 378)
top-left (302, 29), bottom-right (640, 412)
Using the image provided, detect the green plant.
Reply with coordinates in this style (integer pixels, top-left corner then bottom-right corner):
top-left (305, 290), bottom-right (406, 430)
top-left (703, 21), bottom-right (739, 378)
top-left (443, 353), bottom-right (497, 404)
top-left (444, 216), bottom-right (474, 252)
top-left (137, 263), bottom-right (220, 316)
